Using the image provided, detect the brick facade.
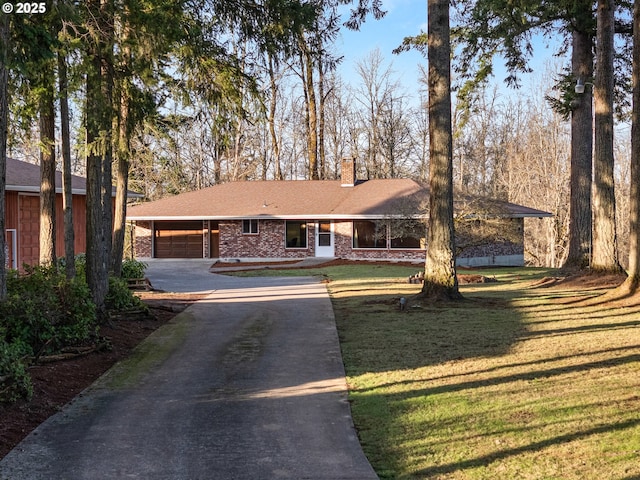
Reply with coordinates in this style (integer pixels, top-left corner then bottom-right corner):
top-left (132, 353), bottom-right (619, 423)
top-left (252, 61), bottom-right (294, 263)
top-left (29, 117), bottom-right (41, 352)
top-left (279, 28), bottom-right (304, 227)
top-left (134, 217), bottom-right (524, 265)
top-left (218, 220), bottom-right (312, 259)
top-left (134, 221), bottom-right (152, 257)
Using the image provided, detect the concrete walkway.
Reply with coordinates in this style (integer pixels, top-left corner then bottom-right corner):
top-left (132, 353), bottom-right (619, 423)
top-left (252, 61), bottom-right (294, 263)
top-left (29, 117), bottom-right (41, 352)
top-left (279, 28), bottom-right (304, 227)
top-left (0, 260), bottom-right (378, 479)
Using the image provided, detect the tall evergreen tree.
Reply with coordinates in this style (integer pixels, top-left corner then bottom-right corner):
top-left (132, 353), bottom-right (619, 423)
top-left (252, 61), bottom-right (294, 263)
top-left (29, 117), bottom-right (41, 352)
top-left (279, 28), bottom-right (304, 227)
top-left (447, 1), bottom-right (597, 270)
top-left (620, 0), bottom-right (640, 293)
top-left (421, 0), bottom-right (461, 300)
top-left (84, 0), bottom-right (114, 316)
top-left (9, 12), bottom-right (59, 267)
top-left (58, 47), bottom-right (76, 279)
top-left (591, 0), bottom-right (622, 272)
top-left (564, 6), bottom-right (595, 269)
top-left (299, 39), bottom-right (320, 179)
top-left (38, 60), bottom-right (57, 267)
top-left (0, 13), bottom-right (8, 300)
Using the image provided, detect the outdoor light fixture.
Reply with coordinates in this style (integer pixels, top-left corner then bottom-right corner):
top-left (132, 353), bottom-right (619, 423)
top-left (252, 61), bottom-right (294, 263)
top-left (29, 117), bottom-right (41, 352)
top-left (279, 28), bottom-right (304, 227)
top-left (575, 78), bottom-right (594, 94)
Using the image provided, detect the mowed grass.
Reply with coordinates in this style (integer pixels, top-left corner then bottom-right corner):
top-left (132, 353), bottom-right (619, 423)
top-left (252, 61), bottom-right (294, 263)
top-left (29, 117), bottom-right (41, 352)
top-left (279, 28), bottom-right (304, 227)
top-left (231, 264), bottom-right (640, 479)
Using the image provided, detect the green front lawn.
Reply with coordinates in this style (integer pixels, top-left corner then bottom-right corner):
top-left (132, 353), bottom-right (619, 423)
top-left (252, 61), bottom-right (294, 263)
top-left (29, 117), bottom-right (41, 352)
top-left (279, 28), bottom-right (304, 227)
top-left (231, 264), bottom-right (640, 479)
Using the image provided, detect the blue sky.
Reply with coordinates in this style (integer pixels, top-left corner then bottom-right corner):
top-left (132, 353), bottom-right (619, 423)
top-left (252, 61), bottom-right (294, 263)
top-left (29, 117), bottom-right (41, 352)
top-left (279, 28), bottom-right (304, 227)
top-left (335, 1), bottom-right (567, 100)
top-left (336, 0), bottom-right (427, 91)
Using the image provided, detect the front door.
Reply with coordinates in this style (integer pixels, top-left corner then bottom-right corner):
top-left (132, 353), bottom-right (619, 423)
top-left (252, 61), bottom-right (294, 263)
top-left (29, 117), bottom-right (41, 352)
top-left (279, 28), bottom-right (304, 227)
top-left (315, 221), bottom-right (334, 257)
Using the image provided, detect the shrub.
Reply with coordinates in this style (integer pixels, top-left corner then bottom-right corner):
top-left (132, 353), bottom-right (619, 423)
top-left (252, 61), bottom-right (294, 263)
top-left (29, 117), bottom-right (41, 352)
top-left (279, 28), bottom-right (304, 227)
top-left (55, 253), bottom-right (87, 278)
top-left (120, 258), bottom-right (147, 280)
top-left (0, 338), bottom-right (33, 403)
top-left (0, 265), bottom-right (97, 358)
top-left (105, 276), bottom-right (147, 311)
top-left (56, 277), bottom-right (98, 344)
top-left (73, 253), bottom-right (87, 279)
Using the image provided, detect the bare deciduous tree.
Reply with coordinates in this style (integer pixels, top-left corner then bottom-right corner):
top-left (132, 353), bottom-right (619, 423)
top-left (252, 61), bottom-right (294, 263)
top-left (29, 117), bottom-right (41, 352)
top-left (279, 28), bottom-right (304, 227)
top-left (352, 48), bottom-right (398, 179)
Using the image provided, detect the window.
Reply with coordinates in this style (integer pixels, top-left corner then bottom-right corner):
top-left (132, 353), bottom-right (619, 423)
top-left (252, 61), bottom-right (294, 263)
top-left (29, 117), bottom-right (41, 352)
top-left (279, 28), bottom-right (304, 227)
top-left (353, 221), bottom-right (386, 249)
top-left (286, 221), bottom-right (307, 248)
top-left (390, 221), bottom-right (425, 249)
top-left (242, 219), bottom-right (259, 234)
top-left (317, 221), bottom-right (332, 246)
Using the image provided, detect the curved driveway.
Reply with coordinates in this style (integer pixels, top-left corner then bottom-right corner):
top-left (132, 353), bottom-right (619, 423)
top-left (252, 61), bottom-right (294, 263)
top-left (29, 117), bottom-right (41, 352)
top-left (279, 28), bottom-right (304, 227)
top-left (0, 260), bottom-right (377, 479)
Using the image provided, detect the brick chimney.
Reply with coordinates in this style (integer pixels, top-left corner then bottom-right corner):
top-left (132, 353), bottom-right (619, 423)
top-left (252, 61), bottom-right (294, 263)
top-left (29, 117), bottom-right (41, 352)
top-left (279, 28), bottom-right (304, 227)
top-left (341, 158), bottom-right (357, 187)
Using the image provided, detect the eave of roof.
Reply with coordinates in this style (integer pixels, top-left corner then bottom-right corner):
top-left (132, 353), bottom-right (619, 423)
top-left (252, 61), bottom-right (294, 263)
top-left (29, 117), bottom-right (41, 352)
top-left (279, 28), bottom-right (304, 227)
top-left (126, 213), bottom-right (427, 221)
top-left (6, 157), bottom-right (144, 198)
top-left (126, 178), bottom-right (553, 221)
top-left (127, 178), bottom-right (427, 220)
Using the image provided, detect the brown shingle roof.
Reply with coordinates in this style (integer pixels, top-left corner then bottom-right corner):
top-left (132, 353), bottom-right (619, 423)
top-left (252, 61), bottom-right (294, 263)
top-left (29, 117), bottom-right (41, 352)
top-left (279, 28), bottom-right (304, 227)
top-left (7, 157), bottom-right (88, 193)
top-left (126, 178), bottom-right (551, 220)
top-left (6, 157), bottom-right (142, 198)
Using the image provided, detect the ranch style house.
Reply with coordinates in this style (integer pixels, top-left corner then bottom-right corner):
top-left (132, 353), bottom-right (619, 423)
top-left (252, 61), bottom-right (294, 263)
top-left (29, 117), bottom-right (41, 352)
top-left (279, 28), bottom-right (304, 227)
top-left (127, 159), bottom-right (551, 267)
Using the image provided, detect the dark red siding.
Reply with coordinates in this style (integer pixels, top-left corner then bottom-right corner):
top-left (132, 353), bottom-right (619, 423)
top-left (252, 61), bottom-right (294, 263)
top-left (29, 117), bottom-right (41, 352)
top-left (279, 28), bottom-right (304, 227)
top-left (4, 191), bottom-right (89, 269)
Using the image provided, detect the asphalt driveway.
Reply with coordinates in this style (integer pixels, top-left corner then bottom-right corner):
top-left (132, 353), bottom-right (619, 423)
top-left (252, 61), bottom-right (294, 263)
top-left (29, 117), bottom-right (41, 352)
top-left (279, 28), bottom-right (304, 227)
top-left (0, 260), bottom-right (378, 479)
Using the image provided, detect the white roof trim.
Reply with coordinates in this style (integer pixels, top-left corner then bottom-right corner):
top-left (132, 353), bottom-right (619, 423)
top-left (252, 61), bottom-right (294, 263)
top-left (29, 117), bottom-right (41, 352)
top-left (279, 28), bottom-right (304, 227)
top-left (458, 213), bottom-right (552, 219)
top-left (128, 214), bottom-right (429, 221)
top-left (128, 212), bottom-right (551, 221)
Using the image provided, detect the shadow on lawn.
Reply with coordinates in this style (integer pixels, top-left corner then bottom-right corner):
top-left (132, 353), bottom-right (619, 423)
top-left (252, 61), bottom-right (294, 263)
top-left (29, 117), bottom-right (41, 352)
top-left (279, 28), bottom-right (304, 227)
top-left (353, 344), bottom-right (640, 394)
top-left (414, 417), bottom-right (640, 478)
top-left (334, 292), bottom-right (525, 374)
top-left (335, 275), bottom-right (640, 479)
top-left (335, 274), bottom-right (640, 374)
top-left (355, 351), bottom-right (640, 399)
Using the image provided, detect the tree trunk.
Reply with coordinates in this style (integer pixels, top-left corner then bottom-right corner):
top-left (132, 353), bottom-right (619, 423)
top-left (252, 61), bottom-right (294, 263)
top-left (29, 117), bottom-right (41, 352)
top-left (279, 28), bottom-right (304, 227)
top-left (318, 60), bottom-right (326, 179)
top-left (620, 0), bottom-right (640, 293)
top-left (85, 0), bottom-right (113, 316)
top-left (592, 0), bottom-right (622, 273)
top-left (213, 145), bottom-right (222, 184)
top-left (101, 46), bottom-right (114, 276)
top-left (58, 51), bottom-right (76, 279)
top-left (0, 14), bottom-right (9, 300)
top-left (111, 80), bottom-right (130, 277)
top-left (39, 90), bottom-right (57, 267)
top-left (564, 28), bottom-right (593, 270)
top-left (111, 20), bottom-right (132, 277)
top-left (301, 44), bottom-right (319, 180)
top-left (421, 0), bottom-right (461, 301)
top-left (86, 48), bottom-right (107, 314)
top-left (267, 54), bottom-right (283, 180)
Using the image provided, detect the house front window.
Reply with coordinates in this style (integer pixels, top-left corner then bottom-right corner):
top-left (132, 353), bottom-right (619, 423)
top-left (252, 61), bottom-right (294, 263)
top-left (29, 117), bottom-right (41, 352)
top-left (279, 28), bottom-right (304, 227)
top-left (353, 221), bottom-right (386, 249)
top-left (390, 221), bottom-right (426, 249)
top-left (286, 221), bottom-right (307, 248)
top-left (242, 219), bottom-right (259, 234)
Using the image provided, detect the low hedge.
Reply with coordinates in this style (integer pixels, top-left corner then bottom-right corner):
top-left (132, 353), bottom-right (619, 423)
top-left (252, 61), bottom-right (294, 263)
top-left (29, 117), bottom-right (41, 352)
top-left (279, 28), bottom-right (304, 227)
top-left (0, 258), bottom-right (148, 404)
top-left (0, 338), bottom-right (33, 403)
top-left (0, 266), bottom-right (97, 360)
